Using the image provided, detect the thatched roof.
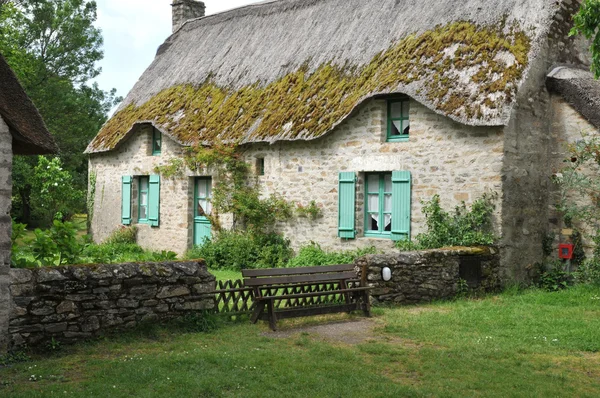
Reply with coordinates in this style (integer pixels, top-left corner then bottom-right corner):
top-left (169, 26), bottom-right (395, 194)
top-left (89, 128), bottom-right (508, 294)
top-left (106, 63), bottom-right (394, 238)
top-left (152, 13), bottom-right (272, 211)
top-left (0, 54), bottom-right (57, 155)
top-left (87, 0), bottom-right (564, 154)
top-left (547, 65), bottom-right (600, 129)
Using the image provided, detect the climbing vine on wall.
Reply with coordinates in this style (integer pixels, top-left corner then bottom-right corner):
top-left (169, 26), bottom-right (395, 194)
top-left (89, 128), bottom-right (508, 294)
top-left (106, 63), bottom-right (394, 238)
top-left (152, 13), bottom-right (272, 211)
top-left (155, 143), bottom-right (293, 232)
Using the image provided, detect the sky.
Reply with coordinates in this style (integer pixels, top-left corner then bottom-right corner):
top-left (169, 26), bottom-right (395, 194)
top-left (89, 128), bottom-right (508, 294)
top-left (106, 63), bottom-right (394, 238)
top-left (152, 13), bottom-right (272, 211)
top-left (94, 1), bottom-right (262, 105)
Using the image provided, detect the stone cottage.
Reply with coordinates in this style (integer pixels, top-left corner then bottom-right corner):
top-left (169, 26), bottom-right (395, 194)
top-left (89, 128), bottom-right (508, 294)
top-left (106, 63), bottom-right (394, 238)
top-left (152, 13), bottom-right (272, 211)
top-left (0, 54), bottom-right (58, 351)
top-left (85, 0), bottom-right (597, 282)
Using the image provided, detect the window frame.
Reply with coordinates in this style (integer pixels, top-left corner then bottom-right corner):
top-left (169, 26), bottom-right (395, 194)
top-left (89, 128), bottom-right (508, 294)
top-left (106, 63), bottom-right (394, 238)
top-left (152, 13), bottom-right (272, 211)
top-left (194, 177), bottom-right (212, 218)
top-left (386, 98), bottom-right (410, 142)
top-left (138, 176), bottom-right (150, 223)
top-left (152, 128), bottom-right (162, 156)
top-left (256, 157), bottom-right (265, 176)
top-left (364, 172), bottom-right (393, 238)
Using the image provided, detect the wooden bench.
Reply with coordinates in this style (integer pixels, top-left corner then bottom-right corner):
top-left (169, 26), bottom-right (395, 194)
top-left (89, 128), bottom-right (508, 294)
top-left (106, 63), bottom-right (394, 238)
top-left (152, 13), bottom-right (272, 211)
top-left (242, 263), bottom-right (372, 331)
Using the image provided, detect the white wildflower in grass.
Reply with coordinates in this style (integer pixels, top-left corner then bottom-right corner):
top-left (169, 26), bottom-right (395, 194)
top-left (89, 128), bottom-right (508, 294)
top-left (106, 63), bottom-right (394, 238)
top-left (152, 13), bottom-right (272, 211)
top-left (591, 295), bottom-right (600, 301)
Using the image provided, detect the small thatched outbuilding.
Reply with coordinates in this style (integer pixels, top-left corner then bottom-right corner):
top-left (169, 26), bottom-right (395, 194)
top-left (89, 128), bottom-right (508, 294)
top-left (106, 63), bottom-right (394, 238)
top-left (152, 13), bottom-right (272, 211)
top-left (86, 0), bottom-right (599, 282)
top-left (0, 53), bottom-right (57, 351)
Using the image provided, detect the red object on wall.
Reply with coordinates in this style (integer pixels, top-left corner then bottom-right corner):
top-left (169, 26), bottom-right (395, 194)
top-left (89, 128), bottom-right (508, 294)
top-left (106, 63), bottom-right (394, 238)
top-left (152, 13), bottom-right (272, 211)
top-left (558, 244), bottom-right (574, 260)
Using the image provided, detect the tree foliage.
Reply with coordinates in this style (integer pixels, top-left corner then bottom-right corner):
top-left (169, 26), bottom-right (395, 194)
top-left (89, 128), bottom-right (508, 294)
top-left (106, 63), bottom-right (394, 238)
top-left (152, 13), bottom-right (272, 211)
top-left (571, 0), bottom-right (600, 78)
top-left (0, 0), bottom-right (121, 225)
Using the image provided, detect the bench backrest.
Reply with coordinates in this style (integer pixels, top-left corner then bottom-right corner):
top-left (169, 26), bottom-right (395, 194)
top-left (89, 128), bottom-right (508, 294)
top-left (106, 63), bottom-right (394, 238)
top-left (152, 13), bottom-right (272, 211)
top-left (242, 264), bottom-right (363, 287)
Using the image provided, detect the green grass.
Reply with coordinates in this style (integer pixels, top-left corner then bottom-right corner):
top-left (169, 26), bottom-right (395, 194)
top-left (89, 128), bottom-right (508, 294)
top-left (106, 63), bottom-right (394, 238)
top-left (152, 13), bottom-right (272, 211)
top-left (1, 286), bottom-right (599, 397)
top-left (210, 269), bottom-right (242, 281)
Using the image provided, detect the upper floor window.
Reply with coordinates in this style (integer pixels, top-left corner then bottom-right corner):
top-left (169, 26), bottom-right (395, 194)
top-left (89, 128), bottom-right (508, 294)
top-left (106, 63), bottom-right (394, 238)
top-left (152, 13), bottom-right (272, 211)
top-left (387, 99), bottom-right (410, 142)
top-left (152, 128), bottom-right (162, 155)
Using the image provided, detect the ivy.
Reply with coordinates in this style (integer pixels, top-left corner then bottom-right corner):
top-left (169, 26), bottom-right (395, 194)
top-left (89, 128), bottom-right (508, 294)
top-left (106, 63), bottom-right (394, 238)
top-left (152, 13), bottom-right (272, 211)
top-left (155, 142), bottom-right (293, 232)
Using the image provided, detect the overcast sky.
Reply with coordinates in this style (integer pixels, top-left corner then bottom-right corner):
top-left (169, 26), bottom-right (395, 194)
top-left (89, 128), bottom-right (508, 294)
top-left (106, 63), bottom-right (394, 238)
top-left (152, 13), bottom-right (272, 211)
top-left (94, 1), bottom-right (262, 104)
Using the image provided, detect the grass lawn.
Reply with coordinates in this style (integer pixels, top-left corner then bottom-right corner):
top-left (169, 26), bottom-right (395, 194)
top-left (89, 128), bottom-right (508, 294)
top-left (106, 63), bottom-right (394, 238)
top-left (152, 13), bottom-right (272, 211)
top-left (1, 285), bottom-right (599, 397)
top-left (209, 269), bottom-right (242, 282)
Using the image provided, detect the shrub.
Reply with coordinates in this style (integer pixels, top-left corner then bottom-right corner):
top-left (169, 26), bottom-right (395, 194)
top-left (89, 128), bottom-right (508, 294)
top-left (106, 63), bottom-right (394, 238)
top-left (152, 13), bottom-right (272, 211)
top-left (186, 230), bottom-right (293, 271)
top-left (81, 243), bottom-right (177, 264)
top-left (27, 220), bottom-right (84, 266)
top-left (397, 193), bottom-right (497, 250)
top-left (104, 225), bottom-right (137, 244)
top-left (575, 260), bottom-right (600, 286)
top-left (287, 242), bottom-right (378, 267)
top-left (535, 260), bottom-right (573, 291)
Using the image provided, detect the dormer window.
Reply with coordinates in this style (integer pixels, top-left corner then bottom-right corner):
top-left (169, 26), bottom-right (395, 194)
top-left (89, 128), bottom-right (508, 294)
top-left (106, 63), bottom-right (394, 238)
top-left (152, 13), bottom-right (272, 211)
top-left (387, 99), bottom-right (410, 142)
top-left (152, 128), bottom-right (162, 155)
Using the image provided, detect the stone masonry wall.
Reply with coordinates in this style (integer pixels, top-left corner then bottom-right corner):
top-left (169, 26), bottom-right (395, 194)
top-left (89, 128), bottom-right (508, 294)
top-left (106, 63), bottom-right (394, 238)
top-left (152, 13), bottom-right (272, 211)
top-left (357, 247), bottom-right (501, 305)
top-left (0, 116), bottom-right (12, 352)
top-left (548, 96), bottom-right (600, 252)
top-left (89, 125), bottom-right (201, 254)
top-left (89, 99), bottom-right (505, 255)
top-left (8, 260), bottom-right (215, 349)
top-left (245, 99), bottom-right (504, 252)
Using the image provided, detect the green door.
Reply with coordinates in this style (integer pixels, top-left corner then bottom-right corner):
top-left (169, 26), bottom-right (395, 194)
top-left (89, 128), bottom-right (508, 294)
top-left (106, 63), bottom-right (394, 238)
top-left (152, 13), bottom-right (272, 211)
top-left (193, 177), bottom-right (212, 246)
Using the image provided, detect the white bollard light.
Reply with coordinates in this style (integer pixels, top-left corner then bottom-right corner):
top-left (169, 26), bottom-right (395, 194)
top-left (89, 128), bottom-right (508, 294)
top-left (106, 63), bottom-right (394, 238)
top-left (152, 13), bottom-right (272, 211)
top-left (382, 267), bottom-right (392, 282)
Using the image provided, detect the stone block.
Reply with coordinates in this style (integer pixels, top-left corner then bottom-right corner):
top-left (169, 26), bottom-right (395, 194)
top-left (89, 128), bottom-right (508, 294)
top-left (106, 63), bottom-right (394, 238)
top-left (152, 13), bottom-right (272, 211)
top-left (117, 299), bottom-right (139, 309)
top-left (156, 286), bottom-right (190, 299)
top-left (56, 300), bottom-right (77, 314)
top-left (172, 262), bottom-right (199, 276)
top-left (37, 269), bottom-right (67, 283)
top-left (45, 323), bottom-right (68, 333)
top-left (10, 269), bottom-right (32, 284)
top-left (80, 316), bottom-right (100, 332)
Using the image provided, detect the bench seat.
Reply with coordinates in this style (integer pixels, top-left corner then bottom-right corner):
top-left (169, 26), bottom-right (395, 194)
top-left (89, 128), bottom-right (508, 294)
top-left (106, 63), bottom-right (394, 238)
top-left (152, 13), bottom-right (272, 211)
top-left (242, 263), bottom-right (372, 330)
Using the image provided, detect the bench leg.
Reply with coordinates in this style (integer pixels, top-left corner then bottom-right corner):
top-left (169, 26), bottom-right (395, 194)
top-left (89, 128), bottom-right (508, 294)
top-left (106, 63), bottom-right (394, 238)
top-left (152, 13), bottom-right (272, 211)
top-left (251, 302), bottom-right (265, 324)
top-left (267, 300), bottom-right (278, 331)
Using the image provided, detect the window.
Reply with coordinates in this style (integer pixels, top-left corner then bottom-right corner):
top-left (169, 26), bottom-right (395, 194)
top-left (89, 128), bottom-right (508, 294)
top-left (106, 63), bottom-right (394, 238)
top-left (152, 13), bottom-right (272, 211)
top-left (256, 157), bottom-right (265, 176)
top-left (195, 178), bottom-right (212, 218)
top-left (138, 176), bottom-right (149, 222)
top-left (121, 175), bottom-right (161, 227)
top-left (365, 173), bottom-right (393, 237)
top-left (387, 99), bottom-right (410, 142)
top-left (152, 128), bottom-right (162, 155)
top-left (338, 171), bottom-right (411, 241)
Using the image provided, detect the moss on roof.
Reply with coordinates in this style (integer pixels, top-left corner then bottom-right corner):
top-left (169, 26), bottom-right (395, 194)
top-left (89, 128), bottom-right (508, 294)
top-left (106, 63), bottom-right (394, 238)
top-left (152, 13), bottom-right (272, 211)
top-left (88, 21), bottom-right (531, 153)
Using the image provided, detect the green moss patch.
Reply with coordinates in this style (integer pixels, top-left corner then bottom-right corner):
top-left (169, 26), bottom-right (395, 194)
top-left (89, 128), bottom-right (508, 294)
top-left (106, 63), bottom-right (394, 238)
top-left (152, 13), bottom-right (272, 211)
top-left (89, 21), bottom-right (531, 152)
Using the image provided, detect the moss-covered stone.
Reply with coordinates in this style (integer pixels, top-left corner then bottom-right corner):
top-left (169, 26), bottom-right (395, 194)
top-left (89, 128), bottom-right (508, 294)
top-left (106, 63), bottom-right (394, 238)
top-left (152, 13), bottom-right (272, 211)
top-left (89, 21), bottom-right (531, 152)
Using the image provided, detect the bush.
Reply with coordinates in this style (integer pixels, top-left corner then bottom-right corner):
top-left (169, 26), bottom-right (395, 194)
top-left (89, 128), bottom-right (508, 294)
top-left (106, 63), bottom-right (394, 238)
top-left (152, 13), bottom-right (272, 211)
top-left (535, 260), bottom-right (573, 291)
top-left (185, 230), bottom-right (293, 271)
top-left (287, 242), bottom-right (377, 267)
top-left (574, 260), bottom-right (600, 286)
top-left (104, 225), bottom-right (137, 244)
top-left (81, 243), bottom-right (177, 264)
top-left (397, 193), bottom-right (497, 250)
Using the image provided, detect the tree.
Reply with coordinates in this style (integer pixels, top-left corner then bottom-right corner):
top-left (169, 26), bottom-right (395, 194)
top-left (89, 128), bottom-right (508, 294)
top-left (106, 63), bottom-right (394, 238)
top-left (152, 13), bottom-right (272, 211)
top-left (0, 0), bottom-right (121, 225)
top-left (572, 0), bottom-right (600, 78)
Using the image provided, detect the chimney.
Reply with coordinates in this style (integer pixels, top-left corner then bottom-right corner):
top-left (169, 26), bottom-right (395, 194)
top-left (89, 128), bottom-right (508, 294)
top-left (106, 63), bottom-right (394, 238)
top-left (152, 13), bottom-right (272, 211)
top-left (172, 0), bottom-right (206, 33)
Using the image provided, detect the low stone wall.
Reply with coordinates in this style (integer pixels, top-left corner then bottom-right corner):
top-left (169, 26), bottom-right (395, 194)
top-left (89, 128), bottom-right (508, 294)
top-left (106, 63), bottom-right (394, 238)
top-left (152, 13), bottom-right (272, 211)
top-left (8, 260), bottom-right (215, 349)
top-left (357, 247), bottom-right (501, 304)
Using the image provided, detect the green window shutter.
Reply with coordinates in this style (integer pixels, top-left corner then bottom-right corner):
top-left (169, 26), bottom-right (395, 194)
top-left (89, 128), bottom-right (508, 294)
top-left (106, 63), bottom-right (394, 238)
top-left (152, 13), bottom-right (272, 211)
top-left (148, 174), bottom-right (161, 227)
top-left (121, 176), bottom-right (132, 225)
top-left (391, 171), bottom-right (411, 241)
top-left (338, 172), bottom-right (356, 239)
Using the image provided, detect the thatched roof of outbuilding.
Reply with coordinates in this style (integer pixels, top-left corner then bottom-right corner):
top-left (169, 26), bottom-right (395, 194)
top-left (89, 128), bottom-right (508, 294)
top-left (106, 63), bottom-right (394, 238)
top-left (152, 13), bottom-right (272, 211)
top-left (547, 65), bottom-right (600, 129)
top-left (87, 0), bottom-right (565, 154)
top-left (0, 54), bottom-right (57, 155)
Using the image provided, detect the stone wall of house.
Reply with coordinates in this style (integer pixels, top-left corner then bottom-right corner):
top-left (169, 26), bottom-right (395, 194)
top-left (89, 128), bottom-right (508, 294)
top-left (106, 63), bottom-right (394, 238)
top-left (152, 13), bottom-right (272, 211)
top-left (89, 99), bottom-right (505, 256)
top-left (357, 247), bottom-right (501, 304)
top-left (0, 116), bottom-right (12, 352)
top-left (7, 260), bottom-right (215, 349)
top-left (498, 0), bottom-right (590, 281)
top-left (548, 96), bottom-right (600, 252)
top-left (243, 99), bottom-right (505, 251)
top-left (89, 126), bottom-right (200, 254)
